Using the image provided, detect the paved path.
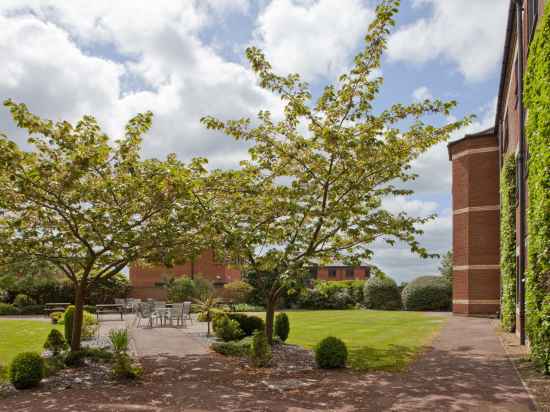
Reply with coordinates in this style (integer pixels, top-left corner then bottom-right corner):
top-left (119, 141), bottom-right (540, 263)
top-left (0, 314), bottom-right (538, 411)
top-left (372, 315), bottom-right (537, 411)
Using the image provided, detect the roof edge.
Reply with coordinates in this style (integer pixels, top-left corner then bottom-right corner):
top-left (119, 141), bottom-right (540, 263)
top-left (447, 126), bottom-right (496, 160)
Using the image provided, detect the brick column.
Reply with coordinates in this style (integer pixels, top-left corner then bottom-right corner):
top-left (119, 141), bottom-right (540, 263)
top-left (448, 128), bottom-right (501, 315)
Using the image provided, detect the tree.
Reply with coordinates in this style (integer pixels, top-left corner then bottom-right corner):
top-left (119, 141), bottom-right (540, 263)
top-left (438, 251), bottom-right (453, 282)
top-left (0, 101), bottom-right (207, 350)
top-left (198, 0), bottom-right (471, 343)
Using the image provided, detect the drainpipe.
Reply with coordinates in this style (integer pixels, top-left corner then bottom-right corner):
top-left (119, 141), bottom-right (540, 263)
top-left (514, 0), bottom-right (526, 345)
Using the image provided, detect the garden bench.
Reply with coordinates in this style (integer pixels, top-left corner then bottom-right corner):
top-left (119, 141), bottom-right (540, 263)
top-left (96, 303), bottom-right (124, 321)
top-left (44, 303), bottom-right (71, 316)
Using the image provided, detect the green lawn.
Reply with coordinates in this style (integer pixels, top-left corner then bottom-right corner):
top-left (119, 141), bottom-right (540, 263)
top-left (257, 310), bottom-right (447, 371)
top-left (0, 319), bottom-right (61, 366)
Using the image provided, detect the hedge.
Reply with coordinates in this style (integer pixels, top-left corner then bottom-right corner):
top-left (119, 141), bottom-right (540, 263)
top-left (500, 154), bottom-right (517, 332)
top-left (363, 276), bottom-right (402, 310)
top-left (524, 1), bottom-right (550, 374)
top-left (401, 276), bottom-right (451, 311)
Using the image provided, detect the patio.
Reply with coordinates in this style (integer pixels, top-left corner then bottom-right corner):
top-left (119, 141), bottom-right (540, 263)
top-left (96, 313), bottom-right (211, 357)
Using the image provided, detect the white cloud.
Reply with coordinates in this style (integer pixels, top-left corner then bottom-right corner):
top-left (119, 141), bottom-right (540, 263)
top-left (387, 0), bottom-right (508, 82)
top-left (0, 1), bottom-right (281, 168)
top-left (406, 96), bottom-right (497, 194)
top-left (253, 0), bottom-right (374, 81)
top-left (372, 208), bottom-right (452, 282)
top-left (381, 196), bottom-right (438, 218)
top-left (412, 86), bottom-right (433, 101)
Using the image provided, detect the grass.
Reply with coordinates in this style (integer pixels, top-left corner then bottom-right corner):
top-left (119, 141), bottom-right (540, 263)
top-left (0, 319), bottom-right (62, 367)
top-left (254, 310), bottom-right (447, 371)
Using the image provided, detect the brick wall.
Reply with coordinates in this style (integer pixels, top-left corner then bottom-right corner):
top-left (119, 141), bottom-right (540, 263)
top-left (129, 249), bottom-right (241, 299)
top-left (449, 131), bottom-right (501, 315)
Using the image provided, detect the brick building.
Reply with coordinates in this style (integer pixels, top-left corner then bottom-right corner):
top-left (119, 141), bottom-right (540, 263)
top-left (129, 249), bottom-right (241, 300)
top-left (310, 263), bottom-right (371, 282)
top-left (130, 250), bottom-right (370, 300)
top-left (448, 0), bottom-right (544, 344)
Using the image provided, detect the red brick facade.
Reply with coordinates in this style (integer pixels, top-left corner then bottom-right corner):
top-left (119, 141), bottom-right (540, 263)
top-left (129, 249), bottom-right (241, 300)
top-left (314, 266), bottom-right (370, 282)
top-left (448, 0), bottom-right (544, 328)
top-left (449, 130), bottom-right (501, 315)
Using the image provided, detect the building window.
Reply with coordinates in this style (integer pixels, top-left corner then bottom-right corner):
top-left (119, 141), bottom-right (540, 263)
top-left (345, 268), bottom-right (354, 279)
top-left (528, 0), bottom-right (539, 41)
top-left (328, 268), bottom-right (337, 278)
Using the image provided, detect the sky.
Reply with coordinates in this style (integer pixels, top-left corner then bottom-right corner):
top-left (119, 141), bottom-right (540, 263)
top-left (0, 0), bottom-right (509, 282)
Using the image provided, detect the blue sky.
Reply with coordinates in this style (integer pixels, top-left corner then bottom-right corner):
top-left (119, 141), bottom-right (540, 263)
top-left (0, 0), bottom-right (509, 282)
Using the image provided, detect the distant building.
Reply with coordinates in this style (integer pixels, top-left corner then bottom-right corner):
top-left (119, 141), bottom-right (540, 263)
top-left (129, 249), bottom-right (241, 300)
top-left (309, 262), bottom-right (371, 282)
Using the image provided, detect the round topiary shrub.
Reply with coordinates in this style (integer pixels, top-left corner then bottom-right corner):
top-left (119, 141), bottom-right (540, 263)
top-left (401, 276), bottom-right (452, 311)
top-left (274, 312), bottom-right (290, 342)
top-left (214, 316), bottom-right (244, 342)
top-left (315, 336), bottom-right (348, 369)
top-left (9, 352), bottom-right (44, 389)
top-left (43, 329), bottom-right (67, 355)
top-left (363, 277), bottom-right (402, 310)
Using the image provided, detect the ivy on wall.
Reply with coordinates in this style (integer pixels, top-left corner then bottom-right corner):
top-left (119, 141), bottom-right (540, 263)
top-left (524, 0), bottom-right (550, 374)
top-left (500, 154), bottom-right (516, 333)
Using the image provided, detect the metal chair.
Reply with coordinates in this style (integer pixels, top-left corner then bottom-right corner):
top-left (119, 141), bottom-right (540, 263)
top-left (182, 301), bottom-right (193, 325)
top-left (136, 302), bottom-right (157, 328)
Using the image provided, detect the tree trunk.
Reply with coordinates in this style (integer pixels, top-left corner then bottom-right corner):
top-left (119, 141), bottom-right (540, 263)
top-left (71, 282), bottom-right (86, 352)
top-left (265, 296), bottom-right (276, 345)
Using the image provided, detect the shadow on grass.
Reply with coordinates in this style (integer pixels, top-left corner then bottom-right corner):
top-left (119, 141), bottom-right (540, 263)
top-left (348, 344), bottom-right (417, 371)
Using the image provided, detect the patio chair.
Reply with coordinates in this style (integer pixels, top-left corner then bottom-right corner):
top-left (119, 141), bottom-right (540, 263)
top-left (182, 301), bottom-right (193, 325)
top-left (129, 298), bottom-right (142, 313)
top-left (166, 303), bottom-right (185, 327)
top-left (136, 302), bottom-right (157, 328)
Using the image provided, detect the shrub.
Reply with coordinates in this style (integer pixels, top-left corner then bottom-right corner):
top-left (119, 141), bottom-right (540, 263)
top-left (108, 328), bottom-right (130, 353)
top-left (0, 288), bottom-right (8, 303)
top-left (315, 337), bottom-right (348, 369)
top-left (64, 305), bottom-right (75, 345)
top-left (17, 304), bottom-right (45, 315)
top-left (9, 352), bottom-right (44, 389)
top-left (43, 329), bottom-right (67, 355)
top-left (167, 277), bottom-right (196, 302)
top-left (401, 276), bottom-right (452, 311)
top-left (82, 311), bottom-right (99, 340)
top-left (363, 277), bottom-right (402, 310)
top-left (298, 280), bottom-right (366, 310)
top-left (227, 313), bottom-right (264, 336)
top-left (232, 303), bottom-right (265, 312)
top-left (215, 316), bottom-right (244, 342)
top-left (13, 293), bottom-right (35, 307)
top-left (211, 339), bottom-right (251, 357)
top-left (250, 330), bottom-right (271, 367)
top-left (108, 328), bottom-right (141, 379)
top-left (0, 303), bottom-right (19, 315)
top-left (274, 313), bottom-right (289, 342)
top-left (49, 311), bottom-right (64, 324)
top-left (223, 281), bottom-right (254, 304)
